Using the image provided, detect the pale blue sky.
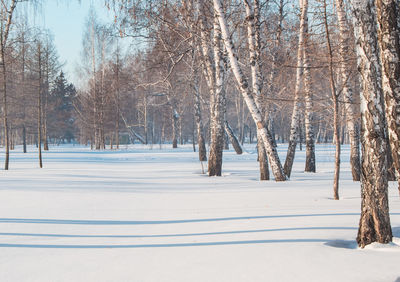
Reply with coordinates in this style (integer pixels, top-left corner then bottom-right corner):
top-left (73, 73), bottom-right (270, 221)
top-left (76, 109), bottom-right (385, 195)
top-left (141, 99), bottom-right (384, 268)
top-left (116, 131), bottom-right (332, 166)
top-left (39, 0), bottom-right (113, 85)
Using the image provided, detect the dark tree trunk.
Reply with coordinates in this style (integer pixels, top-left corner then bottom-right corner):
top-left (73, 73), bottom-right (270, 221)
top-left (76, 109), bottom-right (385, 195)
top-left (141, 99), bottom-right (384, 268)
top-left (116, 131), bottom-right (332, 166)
top-left (172, 109), bottom-right (179, 149)
top-left (22, 125), bottom-right (27, 153)
top-left (37, 43), bottom-right (43, 169)
top-left (351, 0), bottom-right (392, 248)
top-left (376, 0), bottom-right (400, 193)
top-left (257, 135), bottom-right (270, 180)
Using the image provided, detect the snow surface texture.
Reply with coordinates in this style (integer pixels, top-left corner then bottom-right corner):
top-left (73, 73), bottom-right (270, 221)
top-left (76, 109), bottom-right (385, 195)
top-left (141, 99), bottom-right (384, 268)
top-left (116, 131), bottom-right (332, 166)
top-left (0, 144), bottom-right (399, 282)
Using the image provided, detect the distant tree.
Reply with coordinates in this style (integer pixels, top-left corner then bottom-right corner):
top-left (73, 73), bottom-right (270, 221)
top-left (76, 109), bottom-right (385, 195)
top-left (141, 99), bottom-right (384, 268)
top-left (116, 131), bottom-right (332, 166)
top-left (0, 0), bottom-right (18, 170)
top-left (49, 72), bottom-right (77, 143)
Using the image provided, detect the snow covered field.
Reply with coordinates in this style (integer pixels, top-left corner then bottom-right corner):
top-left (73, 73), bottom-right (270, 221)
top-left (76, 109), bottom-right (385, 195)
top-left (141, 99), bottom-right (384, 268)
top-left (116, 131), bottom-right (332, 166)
top-left (0, 144), bottom-right (399, 282)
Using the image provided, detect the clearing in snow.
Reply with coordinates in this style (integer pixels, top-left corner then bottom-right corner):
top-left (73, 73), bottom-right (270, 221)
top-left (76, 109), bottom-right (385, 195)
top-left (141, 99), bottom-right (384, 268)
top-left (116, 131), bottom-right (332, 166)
top-left (0, 144), bottom-right (399, 282)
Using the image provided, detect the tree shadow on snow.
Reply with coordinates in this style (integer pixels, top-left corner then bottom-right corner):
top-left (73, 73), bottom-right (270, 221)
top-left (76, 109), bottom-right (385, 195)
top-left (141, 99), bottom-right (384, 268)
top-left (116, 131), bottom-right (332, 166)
top-left (324, 240), bottom-right (358, 249)
top-left (0, 239), bottom-right (330, 249)
top-left (0, 213), bottom-right (372, 225)
top-left (1, 213), bottom-right (399, 225)
top-left (0, 226), bottom-right (357, 239)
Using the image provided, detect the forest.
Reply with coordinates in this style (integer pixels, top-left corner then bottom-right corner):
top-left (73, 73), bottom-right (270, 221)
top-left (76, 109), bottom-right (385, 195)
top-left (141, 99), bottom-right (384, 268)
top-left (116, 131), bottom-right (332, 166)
top-left (0, 0), bottom-right (399, 264)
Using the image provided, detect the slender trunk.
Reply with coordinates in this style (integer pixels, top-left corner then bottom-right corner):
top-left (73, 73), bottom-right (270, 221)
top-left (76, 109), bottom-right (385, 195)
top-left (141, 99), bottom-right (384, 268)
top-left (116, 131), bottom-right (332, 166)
top-left (38, 43), bottom-right (43, 168)
top-left (172, 109), bottom-right (179, 149)
top-left (1, 49), bottom-right (9, 170)
top-left (208, 15), bottom-right (225, 176)
top-left (214, 0), bottom-right (286, 181)
top-left (266, 0), bottom-right (284, 148)
top-left (323, 0), bottom-right (340, 199)
top-left (375, 0), bottom-right (400, 193)
top-left (350, 0), bottom-right (392, 248)
top-left (224, 121), bottom-right (242, 154)
top-left (22, 125), bottom-right (27, 153)
top-left (195, 83), bottom-right (207, 161)
top-left (333, 96), bottom-right (341, 200)
top-left (43, 114), bottom-right (49, 151)
top-left (144, 94), bottom-right (148, 145)
top-left (284, 0), bottom-right (308, 177)
top-left (303, 5), bottom-right (316, 172)
top-left (245, 0), bottom-right (270, 180)
top-left (1, 0), bottom-right (16, 170)
top-left (257, 133), bottom-right (270, 180)
top-left (336, 0), bottom-right (361, 181)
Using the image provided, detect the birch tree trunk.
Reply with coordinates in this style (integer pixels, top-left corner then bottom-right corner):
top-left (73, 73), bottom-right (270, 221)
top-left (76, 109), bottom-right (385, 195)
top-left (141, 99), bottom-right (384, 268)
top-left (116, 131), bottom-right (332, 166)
top-left (350, 0), bottom-right (392, 248)
top-left (375, 0), bottom-right (400, 194)
top-left (323, 0), bottom-right (341, 200)
top-left (187, 2), bottom-right (207, 162)
top-left (244, 0), bottom-right (270, 180)
top-left (336, 0), bottom-right (361, 181)
top-left (266, 0), bottom-right (285, 148)
top-left (214, 0), bottom-right (286, 181)
top-left (208, 15), bottom-right (226, 176)
top-left (224, 121), bottom-right (243, 154)
top-left (283, 0), bottom-right (308, 178)
top-left (302, 0), bottom-right (315, 173)
top-left (194, 72), bottom-right (207, 161)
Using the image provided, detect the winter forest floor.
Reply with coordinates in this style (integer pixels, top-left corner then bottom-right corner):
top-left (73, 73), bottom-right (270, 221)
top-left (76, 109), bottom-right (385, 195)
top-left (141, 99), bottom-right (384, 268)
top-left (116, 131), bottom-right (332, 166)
top-left (0, 144), bottom-right (399, 282)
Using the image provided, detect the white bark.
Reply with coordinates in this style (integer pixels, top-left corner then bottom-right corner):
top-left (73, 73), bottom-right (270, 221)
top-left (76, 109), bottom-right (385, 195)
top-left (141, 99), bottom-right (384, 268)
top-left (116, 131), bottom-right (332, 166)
top-left (350, 0), bottom-right (392, 248)
top-left (208, 14), bottom-right (226, 176)
top-left (375, 0), bottom-right (400, 192)
top-left (213, 0), bottom-right (286, 181)
top-left (244, 0), bottom-right (269, 180)
top-left (302, 0), bottom-right (315, 173)
top-left (284, 0), bottom-right (308, 177)
top-left (336, 0), bottom-right (361, 181)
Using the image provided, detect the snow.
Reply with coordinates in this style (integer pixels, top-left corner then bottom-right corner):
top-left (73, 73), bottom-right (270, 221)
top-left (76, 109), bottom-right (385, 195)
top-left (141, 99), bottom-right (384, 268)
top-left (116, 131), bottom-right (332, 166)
top-left (0, 144), bottom-right (399, 282)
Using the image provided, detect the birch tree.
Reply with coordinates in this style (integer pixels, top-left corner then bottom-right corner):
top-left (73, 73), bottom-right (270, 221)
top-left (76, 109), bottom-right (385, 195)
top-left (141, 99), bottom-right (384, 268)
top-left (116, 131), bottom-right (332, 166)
top-left (350, 0), bottom-right (392, 248)
top-left (323, 0), bottom-right (341, 199)
top-left (213, 0), bottom-right (286, 181)
top-left (283, 0), bottom-right (308, 177)
top-left (335, 0), bottom-right (361, 181)
top-left (302, 0), bottom-right (315, 173)
top-left (244, 0), bottom-right (269, 180)
top-left (375, 0), bottom-right (400, 194)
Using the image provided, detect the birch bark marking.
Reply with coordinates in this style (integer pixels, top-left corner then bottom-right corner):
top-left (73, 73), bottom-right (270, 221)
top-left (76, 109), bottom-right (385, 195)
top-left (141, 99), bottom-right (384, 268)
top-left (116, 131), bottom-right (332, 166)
top-left (302, 0), bottom-right (315, 173)
top-left (213, 0), bottom-right (286, 181)
top-left (244, 0), bottom-right (269, 180)
top-left (350, 0), bottom-right (392, 248)
top-left (283, 0), bottom-right (308, 178)
top-left (375, 0), bottom-right (400, 194)
top-left (224, 121), bottom-right (243, 154)
top-left (336, 0), bottom-right (361, 181)
top-left (208, 14), bottom-right (226, 176)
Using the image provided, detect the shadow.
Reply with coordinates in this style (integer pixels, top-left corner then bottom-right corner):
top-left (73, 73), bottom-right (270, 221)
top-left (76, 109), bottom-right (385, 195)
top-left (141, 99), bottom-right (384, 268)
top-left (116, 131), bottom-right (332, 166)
top-left (393, 227), bottom-right (400, 237)
top-left (0, 213), bottom-right (369, 225)
top-left (324, 240), bottom-right (358, 249)
top-left (0, 238), bottom-right (328, 249)
top-left (1, 213), bottom-right (399, 225)
top-left (0, 226), bottom-right (357, 239)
